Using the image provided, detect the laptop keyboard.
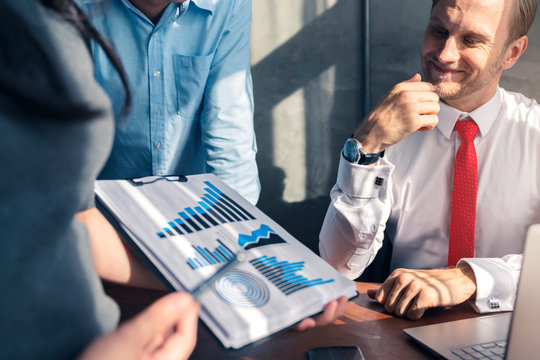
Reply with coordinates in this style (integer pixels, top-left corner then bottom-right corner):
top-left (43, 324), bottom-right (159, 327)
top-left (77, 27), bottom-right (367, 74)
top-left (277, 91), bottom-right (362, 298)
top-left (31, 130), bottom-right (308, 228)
top-left (451, 340), bottom-right (507, 359)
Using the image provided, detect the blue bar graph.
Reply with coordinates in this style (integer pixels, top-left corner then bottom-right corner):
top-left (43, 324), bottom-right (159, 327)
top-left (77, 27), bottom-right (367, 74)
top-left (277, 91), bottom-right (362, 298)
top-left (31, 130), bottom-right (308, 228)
top-left (204, 181), bottom-right (256, 220)
top-left (186, 239), bottom-right (235, 270)
top-left (155, 181), bottom-right (255, 239)
top-left (250, 255), bottom-right (334, 295)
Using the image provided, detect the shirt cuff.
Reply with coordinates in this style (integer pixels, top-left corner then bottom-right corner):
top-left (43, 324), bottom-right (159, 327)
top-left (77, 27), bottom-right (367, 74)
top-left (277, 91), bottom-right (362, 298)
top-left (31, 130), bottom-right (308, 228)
top-left (336, 155), bottom-right (394, 198)
top-left (458, 258), bottom-right (517, 313)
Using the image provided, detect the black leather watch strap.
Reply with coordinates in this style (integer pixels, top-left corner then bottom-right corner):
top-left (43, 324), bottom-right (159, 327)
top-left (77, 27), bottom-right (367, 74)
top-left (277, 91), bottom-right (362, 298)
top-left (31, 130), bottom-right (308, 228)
top-left (343, 136), bottom-right (385, 165)
top-left (357, 149), bottom-right (385, 165)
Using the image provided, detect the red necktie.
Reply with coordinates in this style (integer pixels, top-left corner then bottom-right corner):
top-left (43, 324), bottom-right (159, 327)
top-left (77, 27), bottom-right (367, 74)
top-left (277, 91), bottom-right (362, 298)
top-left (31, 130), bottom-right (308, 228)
top-left (448, 119), bottom-right (479, 267)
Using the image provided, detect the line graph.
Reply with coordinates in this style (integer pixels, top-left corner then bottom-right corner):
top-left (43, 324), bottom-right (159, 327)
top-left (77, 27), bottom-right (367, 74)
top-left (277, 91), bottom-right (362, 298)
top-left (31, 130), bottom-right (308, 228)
top-left (238, 224), bottom-right (286, 250)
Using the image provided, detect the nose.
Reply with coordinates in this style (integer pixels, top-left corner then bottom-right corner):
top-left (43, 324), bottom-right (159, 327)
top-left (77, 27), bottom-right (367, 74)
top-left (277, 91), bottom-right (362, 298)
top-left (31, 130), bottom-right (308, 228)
top-left (437, 37), bottom-right (460, 63)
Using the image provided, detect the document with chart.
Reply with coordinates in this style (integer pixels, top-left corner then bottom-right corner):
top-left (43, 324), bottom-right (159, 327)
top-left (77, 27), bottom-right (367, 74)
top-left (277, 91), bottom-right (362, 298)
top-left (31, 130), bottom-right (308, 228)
top-left (95, 174), bottom-right (357, 349)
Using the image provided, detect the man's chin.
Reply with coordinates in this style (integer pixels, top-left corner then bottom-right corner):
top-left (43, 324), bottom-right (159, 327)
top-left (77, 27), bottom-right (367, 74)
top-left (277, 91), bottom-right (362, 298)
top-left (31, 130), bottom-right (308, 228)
top-left (432, 83), bottom-right (463, 100)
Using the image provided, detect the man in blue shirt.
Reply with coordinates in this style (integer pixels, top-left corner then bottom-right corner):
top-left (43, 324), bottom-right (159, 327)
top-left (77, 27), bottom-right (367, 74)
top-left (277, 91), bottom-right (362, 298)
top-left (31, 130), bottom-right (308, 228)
top-left (78, 0), bottom-right (260, 204)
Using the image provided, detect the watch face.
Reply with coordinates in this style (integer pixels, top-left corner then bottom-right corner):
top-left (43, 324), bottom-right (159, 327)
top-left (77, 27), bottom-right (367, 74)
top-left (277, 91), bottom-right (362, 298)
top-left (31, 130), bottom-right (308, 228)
top-left (343, 138), bottom-right (359, 163)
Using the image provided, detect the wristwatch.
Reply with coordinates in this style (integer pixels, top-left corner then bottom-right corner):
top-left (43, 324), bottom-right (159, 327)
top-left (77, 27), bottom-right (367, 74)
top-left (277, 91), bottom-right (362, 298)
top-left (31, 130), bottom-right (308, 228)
top-left (342, 137), bottom-right (385, 165)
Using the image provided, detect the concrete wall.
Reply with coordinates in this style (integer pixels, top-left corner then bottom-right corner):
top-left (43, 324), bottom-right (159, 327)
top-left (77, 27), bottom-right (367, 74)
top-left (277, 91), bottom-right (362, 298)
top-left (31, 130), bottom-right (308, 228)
top-left (250, 0), bottom-right (540, 256)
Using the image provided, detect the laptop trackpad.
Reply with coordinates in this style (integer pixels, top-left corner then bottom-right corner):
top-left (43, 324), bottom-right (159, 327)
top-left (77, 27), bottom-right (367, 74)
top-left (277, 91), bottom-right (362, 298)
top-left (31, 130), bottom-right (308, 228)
top-left (478, 313), bottom-right (511, 330)
top-left (404, 313), bottom-right (511, 359)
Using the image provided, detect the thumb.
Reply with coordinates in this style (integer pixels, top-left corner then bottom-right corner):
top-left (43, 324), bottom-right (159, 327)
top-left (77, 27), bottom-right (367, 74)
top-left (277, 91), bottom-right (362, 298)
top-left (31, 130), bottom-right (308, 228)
top-left (126, 292), bottom-right (197, 342)
top-left (404, 73), bottom-right (422, 82)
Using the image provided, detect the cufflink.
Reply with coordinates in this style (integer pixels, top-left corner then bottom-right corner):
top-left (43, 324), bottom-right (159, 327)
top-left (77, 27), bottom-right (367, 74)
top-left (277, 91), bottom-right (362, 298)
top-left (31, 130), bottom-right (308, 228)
top-left (488, 298), bottom-right (500, 310)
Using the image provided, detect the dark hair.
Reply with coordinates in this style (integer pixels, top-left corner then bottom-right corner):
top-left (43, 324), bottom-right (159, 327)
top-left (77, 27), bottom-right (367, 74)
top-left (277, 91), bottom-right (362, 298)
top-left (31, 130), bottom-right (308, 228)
top-left (41, 0), bottom-right (131, 110)
top-left (0, 0), bottom-right (130, 121)
top-left (431, 0), bottom-right (537, 42)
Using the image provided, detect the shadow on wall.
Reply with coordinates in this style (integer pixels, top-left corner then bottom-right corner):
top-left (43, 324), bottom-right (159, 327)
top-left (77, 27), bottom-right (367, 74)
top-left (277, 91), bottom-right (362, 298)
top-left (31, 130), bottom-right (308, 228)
top-left (252, 0), bottom-right (362, 255)
top-left (251, 0), bottom-right (540, 283)
top-left (250, 0), bottom-right (433, 282)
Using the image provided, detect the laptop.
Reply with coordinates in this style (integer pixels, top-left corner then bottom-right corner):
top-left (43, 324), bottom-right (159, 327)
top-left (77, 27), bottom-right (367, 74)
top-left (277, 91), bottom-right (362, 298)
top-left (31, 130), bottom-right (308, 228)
top-left (404, 224), bottom-right (540, 360)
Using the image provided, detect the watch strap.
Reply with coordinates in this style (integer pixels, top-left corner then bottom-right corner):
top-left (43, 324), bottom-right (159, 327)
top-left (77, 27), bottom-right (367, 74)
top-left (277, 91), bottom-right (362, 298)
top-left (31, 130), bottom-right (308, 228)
top-left (357, 149), bottom-right (385, 165)
top-left (343, 136), bottom-right (385, 165)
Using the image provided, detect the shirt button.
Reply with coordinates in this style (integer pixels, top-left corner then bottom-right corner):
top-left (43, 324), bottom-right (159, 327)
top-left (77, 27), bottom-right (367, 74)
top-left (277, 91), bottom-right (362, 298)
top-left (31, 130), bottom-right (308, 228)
top-left (153, 32), bottom-right (158, 38)
top-left (155, 108), bottom-right (161, 114)
top-left (153, 70), bottom-right (161, 77)
top-left (156, 170), bottom-right (163, 175)
top-left (155, 142), bottom-right (162, 149)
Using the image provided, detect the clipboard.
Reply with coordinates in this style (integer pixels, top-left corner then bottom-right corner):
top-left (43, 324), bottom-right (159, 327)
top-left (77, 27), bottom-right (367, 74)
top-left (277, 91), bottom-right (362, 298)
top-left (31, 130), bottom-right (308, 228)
top-left (95, 173), bottom-right (357, 349)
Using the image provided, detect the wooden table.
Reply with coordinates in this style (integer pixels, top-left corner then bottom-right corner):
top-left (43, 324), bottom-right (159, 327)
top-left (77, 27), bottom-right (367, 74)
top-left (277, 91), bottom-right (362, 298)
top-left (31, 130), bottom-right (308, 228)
top-left (104, 281), bottom-right (482, 360)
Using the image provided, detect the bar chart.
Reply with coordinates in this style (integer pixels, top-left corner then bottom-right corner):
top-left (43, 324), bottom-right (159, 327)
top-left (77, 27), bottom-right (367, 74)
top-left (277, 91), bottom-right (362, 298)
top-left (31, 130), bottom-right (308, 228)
top-left (156, 181), bottom-right (256, 239)
top-left (186, 239), bottom-right (235, 270)
top-left (250, 255), bottom-right (334, 295)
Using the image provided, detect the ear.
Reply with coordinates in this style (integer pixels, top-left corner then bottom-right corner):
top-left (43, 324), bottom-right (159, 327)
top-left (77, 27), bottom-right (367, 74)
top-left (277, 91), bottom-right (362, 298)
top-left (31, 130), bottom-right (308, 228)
top-left (502, 35), bottom-right (528, 70)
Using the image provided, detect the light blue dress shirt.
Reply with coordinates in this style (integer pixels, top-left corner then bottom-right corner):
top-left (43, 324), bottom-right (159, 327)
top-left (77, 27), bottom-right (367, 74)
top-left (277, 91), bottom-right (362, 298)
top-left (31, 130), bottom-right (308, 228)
top-left (78, 0), bottom-right (260, 203)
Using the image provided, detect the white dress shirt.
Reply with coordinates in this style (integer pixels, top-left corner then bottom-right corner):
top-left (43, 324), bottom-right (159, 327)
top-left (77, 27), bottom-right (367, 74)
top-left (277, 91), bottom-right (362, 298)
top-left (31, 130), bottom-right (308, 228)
top-left (319, 87), bottom-right (540, 313)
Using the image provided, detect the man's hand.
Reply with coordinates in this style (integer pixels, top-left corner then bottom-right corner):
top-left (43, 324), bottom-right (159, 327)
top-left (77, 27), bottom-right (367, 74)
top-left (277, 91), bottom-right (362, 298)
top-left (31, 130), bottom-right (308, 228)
top-left (354, 73), bottom-right (440, 153)
top-left (367, 266), bottom-right (477, 320)
top-left (294, 296), bottom-right (348, 331)
top-left (79, 292), bottom-right (200, 360)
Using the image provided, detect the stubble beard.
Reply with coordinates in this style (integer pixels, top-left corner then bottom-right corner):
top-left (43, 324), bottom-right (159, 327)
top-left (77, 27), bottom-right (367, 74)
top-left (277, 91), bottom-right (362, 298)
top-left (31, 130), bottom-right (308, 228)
top-left (422, 50), bottom-right (506, 102)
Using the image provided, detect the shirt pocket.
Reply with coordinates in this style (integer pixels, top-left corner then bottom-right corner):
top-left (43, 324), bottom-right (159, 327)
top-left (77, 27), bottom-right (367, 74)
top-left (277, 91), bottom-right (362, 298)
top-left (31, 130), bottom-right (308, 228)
top-left (173, 53), bottom-right (213, 117)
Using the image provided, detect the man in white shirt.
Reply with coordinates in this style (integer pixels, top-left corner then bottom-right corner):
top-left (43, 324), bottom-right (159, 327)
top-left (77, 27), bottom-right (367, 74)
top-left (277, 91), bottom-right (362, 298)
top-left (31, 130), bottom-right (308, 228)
top-left (320, 0), bottom-right (540, 320)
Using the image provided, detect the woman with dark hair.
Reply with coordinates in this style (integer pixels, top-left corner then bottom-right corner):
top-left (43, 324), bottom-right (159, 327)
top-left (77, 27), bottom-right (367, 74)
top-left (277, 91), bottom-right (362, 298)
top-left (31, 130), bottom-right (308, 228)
top-left (0, 1), bottom-right (199, 359)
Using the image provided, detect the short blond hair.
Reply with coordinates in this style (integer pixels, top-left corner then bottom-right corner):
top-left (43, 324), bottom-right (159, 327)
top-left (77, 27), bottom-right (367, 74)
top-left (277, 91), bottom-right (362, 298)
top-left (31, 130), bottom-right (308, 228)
top-left (431, 0), bottom-right (537, 41)
top-left (510, 0), bottom-right (538, 40)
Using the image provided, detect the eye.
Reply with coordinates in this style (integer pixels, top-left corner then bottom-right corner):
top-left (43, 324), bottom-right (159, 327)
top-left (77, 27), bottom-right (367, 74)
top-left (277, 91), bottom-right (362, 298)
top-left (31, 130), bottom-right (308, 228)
top-left (463, 37), bottom-right (480, 46)
top-left (429, 26), bottom-right (448, 38)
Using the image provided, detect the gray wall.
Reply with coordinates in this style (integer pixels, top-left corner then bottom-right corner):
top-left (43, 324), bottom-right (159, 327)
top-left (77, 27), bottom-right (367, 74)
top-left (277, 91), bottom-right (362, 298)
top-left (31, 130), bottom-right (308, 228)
top-left (250, 0), bottom-right (540, 254)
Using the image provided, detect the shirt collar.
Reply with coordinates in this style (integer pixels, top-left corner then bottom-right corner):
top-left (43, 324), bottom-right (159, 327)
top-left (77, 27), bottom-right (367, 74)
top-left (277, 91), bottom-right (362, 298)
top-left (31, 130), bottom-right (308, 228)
top-left (437, 87), bottom-right (502, 139)
top-left (190, 0), bottom-right (215, 14)
top-left (80, 0), bottom-right (213, 13)
top-left (113, 0), bottom-right (214, 26)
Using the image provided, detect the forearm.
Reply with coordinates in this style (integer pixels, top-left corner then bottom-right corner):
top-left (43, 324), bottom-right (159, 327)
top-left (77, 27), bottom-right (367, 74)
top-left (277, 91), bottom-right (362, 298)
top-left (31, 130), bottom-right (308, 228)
top-left (76, 207), bottom-right (167, 290)
top-left (319, 157), bottom-right (394, 279)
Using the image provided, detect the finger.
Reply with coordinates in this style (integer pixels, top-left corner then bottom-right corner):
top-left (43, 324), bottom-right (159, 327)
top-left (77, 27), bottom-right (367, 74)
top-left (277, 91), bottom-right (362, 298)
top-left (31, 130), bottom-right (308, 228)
top-left (414, 101), bottom-right (440, 116)
top-left (153, 300), bottom-right (200, 360)
top-left (411, 90), bottom-right (440, 104)
top-left (294, 296), bottom-right (348, 332)
top-left (394, 81), bottom-right (434, 93)
top-left (367, 289), bottom-right (378, 299)
top-left (374, 276), bottom-right (398, 304)
top-left (294, 300), bottom-right (337, 332)
top-left (294, 318), bottom-right (317, 332)
top-left (417, 114), bottom-right (439, 132)
top-left (332, 296), bottom-right (348, 319)
top-left (383, 287), bottom-right (404, 314)
top-left (314, 299), bottom-right (339, 326)
top-left (382, 277), bottom-right (412, 314)
top-left (393, 287), bottom-right (419, 318)
top-left (404, 73), bottom-right (422, 82)
top-left (406, 297), bottom-right (427, 320)
top-left (128, 292), bottom-right (198, 345)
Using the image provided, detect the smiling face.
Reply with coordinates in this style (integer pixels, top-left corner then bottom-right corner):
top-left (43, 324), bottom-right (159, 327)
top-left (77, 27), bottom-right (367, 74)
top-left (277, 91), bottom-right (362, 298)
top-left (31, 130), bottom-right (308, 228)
top-left (421, 0), bottom-right (516, 110)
